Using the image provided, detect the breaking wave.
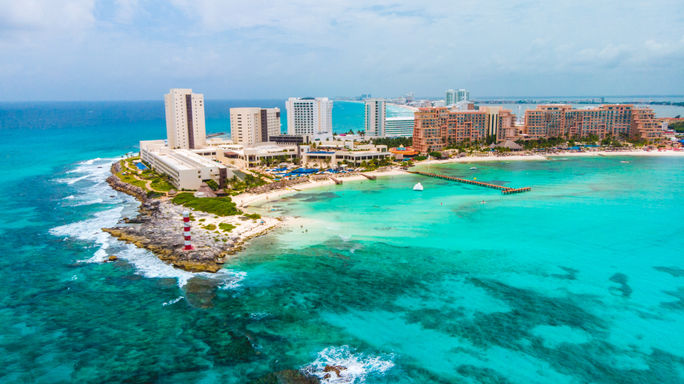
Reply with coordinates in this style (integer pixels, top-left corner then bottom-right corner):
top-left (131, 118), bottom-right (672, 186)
top-left (302, 345), bottom-right (394, 383)
top-left (49, 157), bottom-right (245, 288)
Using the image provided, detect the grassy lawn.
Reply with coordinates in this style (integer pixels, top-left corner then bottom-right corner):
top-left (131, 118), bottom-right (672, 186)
top-left (242, 213), bottom-right (261, 220)
top-left (150, 177), bottom-right (174, 191)
top-left (116, 167), bottom-right (149, 190)
top-left (218, 223), bottom-right (236, 232)
top-left (172, 193), bottom-right (242, 216)
top-left (115, 158), bottom-right (175, 194)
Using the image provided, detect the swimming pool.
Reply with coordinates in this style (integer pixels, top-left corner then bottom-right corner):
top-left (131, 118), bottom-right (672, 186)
top-left (135, 162), bottom-right (148, 170)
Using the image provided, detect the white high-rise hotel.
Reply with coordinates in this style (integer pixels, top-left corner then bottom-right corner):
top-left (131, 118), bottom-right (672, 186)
top-left (229, 108), bottom-right (281, 146)
top-left (285, 97), bottom-right (333, 140)
top-left (164, 88), bottom-right (206, 149)
top-left (445, 89), bottom-right (470, 106)
top-left (364, 98), bottom-right (386, 137)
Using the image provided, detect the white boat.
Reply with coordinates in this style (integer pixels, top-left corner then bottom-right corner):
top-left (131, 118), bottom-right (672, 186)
top-left (470, 167), bottom-right (477, 170)
top-left (413, 182), bottom-right (424, 191)
top-left (620, 160), bottom-right (630, 164)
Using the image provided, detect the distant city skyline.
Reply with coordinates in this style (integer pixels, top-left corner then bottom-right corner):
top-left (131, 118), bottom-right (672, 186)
top-left (0, 0), bottom-right (683, 101)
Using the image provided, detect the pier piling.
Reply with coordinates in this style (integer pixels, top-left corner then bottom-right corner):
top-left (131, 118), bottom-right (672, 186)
top-left (408, 171), bottom-right (531, 195)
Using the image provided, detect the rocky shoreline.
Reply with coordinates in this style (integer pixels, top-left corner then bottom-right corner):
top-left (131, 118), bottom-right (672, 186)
top-left (102, 163), bottom-right (280, 273)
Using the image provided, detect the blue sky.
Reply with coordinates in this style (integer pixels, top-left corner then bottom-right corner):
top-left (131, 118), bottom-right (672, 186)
top-left (0, 0), bottom-right (682, 101)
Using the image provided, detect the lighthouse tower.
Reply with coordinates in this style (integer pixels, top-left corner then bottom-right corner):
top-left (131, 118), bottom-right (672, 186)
top-left (182, 211), bottom-right (192, 250)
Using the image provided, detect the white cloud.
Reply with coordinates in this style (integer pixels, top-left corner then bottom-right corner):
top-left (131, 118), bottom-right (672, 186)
top-left (0, 0), bottom-right (95, 33)
top-left (0, 0), bottom-right (683, 99)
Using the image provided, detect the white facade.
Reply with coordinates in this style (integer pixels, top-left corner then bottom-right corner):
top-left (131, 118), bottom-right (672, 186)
top-left (164, 88), bottom-right (206, 149)
top-left (385, 116), bottom-right (415, 137)
top-left (445, 88), bottom-right (470, 105)
top-left (457, 88), bottom-right (470, 102)
top-left (285, 97), bottom-right (333, 141)
top-left (140, 140), bottom-right (231, 190)
top-left (230, 107), bottom-right (281, 146)
top-left (446, 89), bottom-right (457, 106)
top-left (364, 98), bottom-right (386, 137)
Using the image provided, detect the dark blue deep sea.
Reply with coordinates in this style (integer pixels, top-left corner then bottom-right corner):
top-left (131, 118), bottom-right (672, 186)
top-left (0, 101), bottom-right (683, 383)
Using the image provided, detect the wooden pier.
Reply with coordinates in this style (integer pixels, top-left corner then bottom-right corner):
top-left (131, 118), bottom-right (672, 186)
top-left (361, 173), bottom-right (377, 180)
top-left (409, 171), bottom-right (531, 195)
top-left (330, 177), bottom-right (343, 185)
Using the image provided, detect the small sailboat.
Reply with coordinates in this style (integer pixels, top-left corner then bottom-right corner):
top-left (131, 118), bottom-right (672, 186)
top-left (413, 182), bottom-right (424, 191)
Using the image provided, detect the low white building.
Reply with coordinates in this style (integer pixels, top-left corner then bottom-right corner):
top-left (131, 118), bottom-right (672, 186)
top-left (301, 142), bottom-right (391, 166)
top-left (216, 142), bottom-right (299, 168)
top-left (140, 140), bottom-right (233, 190)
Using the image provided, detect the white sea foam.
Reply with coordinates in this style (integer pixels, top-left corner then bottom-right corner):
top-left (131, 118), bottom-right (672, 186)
top-left (162, 296), bottom-right (184, 306)
top-left (50, 157), bottom-right (247, 289)
top-left (303, 346), bottom-right (394, 383)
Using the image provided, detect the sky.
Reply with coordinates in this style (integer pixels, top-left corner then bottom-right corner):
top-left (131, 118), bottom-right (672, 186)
top-left (0, 0), bottom-right (683, 101)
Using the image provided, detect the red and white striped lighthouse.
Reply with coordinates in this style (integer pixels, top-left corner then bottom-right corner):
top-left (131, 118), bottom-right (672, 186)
top-left (182, 211), bottom-right (193, 250)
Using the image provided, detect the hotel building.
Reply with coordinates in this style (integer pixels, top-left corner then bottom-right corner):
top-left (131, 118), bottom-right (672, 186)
top-left (140, 140), bottom-right (232, 190)
top-left (413, 107), bottom-right (516, 153)
top-left (384, 116), bottom-right (415, 137)
top-left (524, 105), bottom-right (661, 140)
top-left (364, 98), bottom-right (386, 137)
top-left (164, 88), bottom-right (206, 149)
top-left (445, 89), bottom-right (470, 106)
top-left (286, 97), bottom-right (333, 141)
top-left (229, 107), bottom-right (281, 146)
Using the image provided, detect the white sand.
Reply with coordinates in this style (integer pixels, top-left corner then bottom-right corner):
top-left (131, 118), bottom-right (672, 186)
top-left (232, 169), bottom-right (407, 208)
top-left (233, 149), bottom-right (684, 208)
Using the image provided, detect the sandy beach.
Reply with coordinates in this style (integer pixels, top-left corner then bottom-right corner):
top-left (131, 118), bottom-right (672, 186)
top-left (234, 149), bottom-right (684, 208)
top-left (233, 169), bottom-right (407, 207)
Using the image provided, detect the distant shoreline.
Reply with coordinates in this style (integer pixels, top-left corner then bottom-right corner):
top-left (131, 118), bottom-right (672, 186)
top-left (235, 149), bottom-right (684, 208)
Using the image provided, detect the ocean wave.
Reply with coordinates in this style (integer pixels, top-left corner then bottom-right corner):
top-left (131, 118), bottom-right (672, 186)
top-left (162, 296), bottom-right (184, 306)
top-left (302, 346), bottom-right (394, 383)
top-left (50, 156), bottom-right (246, 289)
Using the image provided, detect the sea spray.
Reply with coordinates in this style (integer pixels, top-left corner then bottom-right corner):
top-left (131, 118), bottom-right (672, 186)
top-left (49, 157), bottom-right (247, 288)
top-left (302, 345), bottom-right (394, 383)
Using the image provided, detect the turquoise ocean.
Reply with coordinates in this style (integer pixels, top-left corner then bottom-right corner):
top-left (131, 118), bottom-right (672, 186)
top-left (0, 101), bottom-right (683, 383)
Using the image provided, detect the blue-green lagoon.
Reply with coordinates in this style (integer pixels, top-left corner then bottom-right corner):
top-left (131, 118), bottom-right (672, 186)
top-left (1, 102), bottom-right (683, 383)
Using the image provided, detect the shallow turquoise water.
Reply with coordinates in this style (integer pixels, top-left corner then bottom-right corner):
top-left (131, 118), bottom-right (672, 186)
top-left (1, 102), bottom-right (683, 383)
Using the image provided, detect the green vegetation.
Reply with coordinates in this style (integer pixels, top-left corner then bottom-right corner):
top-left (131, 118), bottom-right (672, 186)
top-left (372, 136), bottom-right (412, 148)
top-left (414, 155), bottom-right (427, 161)
top-left (218, 223), bottom-right (236, 232)
top-left (428, 151), bottom-right (442, 159)
top-left (172, 193), bottom-right (242, 216)
top-left (116, 157), bottom-right (176, 195)
top-left (203, 224), bottom-right (217, 231)
top-left (670, 121), bottom-right (684, 133)
top-left (243, 213), bottom-right (261, 220)
top-left (205, 179), bottom-right (219, 191)
top-left (259, 155), bottom-right (292, 167)
top-left (228, 174), bottom-right (267, 192)
top-left (359, 157), bottom-right (393, 171)
top-left (516, 137), bottom-right (567, 150)
top-left (252, 171), bottom-right (274, 180)
top-left (150, 177), bottom-right (174, 191)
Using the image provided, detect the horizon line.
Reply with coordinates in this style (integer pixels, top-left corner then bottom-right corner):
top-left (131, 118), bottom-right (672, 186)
top-left (1, 94), bottom-right (683, 104)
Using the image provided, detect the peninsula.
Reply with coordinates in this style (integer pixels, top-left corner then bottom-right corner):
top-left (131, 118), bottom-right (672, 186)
top-left (100, 89), bottom-right (682, 273)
